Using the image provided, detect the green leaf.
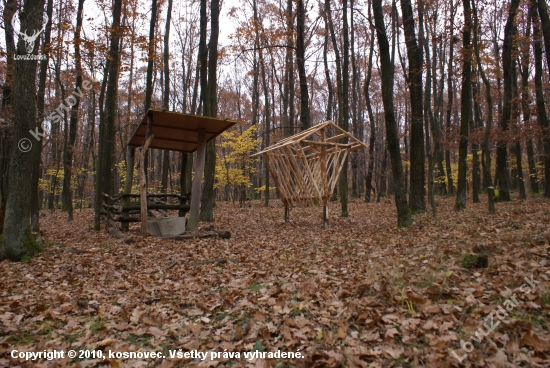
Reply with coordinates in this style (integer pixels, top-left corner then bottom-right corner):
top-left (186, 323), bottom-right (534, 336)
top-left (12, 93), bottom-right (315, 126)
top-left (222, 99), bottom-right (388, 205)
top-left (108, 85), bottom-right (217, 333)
top-left (252, 340), bottom-right (263, 352)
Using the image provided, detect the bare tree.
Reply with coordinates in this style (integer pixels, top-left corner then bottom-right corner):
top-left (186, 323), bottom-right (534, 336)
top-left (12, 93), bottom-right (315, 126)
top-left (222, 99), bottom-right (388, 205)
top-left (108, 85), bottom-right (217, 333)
top-left (400, 0), bottom-right (425, 212)
top-left (495, 0), bottom-right (520, 202)
top-left (373, 0), bottom-right (411, 227)
top-left (456, 0), bottom-right (472, 210)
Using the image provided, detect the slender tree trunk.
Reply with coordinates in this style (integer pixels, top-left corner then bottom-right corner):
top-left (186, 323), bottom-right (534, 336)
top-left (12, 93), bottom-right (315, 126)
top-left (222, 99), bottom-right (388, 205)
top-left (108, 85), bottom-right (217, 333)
top-left (419, 1), bottom-right (436, 216)
top-left (472, 0), bottom-right (495, 213)
top-left (120, 5), bottom-right (137, 231)
top-left (283, 0), bottom-right (294, 137)
top-left (339, 0), bottom-right (350, 216)
top-left (143, 0), bottom-right (158, 184)
top-left (373, 0), bottom-right (411, 227)
top-left (296, 0), bottom-right (309, 130)
top-left (260, 51), bottom-right (270, 207)
top-left (62, 0), bottom-right (84, 221)
top-left (532, 1), bottom-right (550, 197)
top-left (445, 5), bottom-right (455, 195)
top-left (434, 36), bottom-right (447, 195)
top-left (456, 0), bottom-right (472, 210)
top-left (322, 8), bottom-right (333, 122)
top-left (495, 0), bottom-right (520, 202)
top-left (200, 0), bottom-right (220, 221)
top-left (350, 0), bottom-right (359, 198)
top-left (30, 0), bottom-right (53, 231)
top-left (537, 0), bottom-right (550, 73)
top-left (519, 13), bottom-right (538, 193)
top-left (161, 0), bottom-right (173, 194)
top-left (364, 25), bottom-right (376, 203)
top-left (400, 0), bottom-right (425, 212)
top-left (94, 0), bottom-right (122, 230)
top-left (511, 60), bottom-right (526, 199)
top-left (472, 74), bottom-right (482, 202)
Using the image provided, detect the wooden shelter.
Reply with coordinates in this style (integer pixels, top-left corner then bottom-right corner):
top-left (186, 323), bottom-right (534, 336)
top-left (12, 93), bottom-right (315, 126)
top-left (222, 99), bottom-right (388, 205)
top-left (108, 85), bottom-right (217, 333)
top-left (127, 110), bottom-right (235, 234)
top-left (253, 121), bottom-right (366, 228)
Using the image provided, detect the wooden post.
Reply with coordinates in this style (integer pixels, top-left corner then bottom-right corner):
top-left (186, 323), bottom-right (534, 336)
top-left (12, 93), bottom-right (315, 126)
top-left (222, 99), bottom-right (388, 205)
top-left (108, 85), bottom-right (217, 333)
top-left (179, 152), bottom-right (188, 217)
top-left (187, 129), bottom-right (206, 232)
top-left (320, 128), bottom-right (329, 229)
top-left (140, 112), bottom-right (154, 236)
top-left (121, 147), bottom-right (135, 231)
top-left (284, 204), bottom-right (289, 224)
top-left (139, 135), bottom-right (154, 236)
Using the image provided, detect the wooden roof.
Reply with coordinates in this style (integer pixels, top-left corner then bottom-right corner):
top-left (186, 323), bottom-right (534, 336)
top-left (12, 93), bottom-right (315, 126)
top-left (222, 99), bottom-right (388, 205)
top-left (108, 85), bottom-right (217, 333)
top-left (128, 110), bottom-right (236, 152)
top-left (252, 120), bottom-right (366, 157)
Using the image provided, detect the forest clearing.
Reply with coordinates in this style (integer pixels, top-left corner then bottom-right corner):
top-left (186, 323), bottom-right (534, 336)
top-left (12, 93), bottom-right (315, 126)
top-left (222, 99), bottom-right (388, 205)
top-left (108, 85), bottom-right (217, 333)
top-left (1, 197), bottom-right (550, 367)
top-left (2, 0), bottom-right (550, 366)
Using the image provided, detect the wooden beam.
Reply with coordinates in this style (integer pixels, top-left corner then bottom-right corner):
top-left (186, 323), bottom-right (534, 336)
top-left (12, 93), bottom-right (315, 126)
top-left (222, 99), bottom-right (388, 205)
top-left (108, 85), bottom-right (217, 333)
top-left (302, 140), bottom-right (354, 148)
top-left (187, 129), bottom-right (206, 232)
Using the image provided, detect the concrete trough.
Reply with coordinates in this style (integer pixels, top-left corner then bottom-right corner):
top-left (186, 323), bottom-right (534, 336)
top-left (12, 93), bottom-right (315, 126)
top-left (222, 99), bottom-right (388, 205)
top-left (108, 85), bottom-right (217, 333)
top-left (146, 217), bottom-right (186, 237)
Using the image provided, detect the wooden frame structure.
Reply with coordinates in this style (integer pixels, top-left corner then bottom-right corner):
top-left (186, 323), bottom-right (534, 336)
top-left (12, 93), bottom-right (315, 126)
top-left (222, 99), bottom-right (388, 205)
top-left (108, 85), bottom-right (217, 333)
top-left (127, 110), bottom-right (235, 234)
top-left (253, 121), bottom-right (366, 228)
top-left (101, 193), bottom-right (190, 226)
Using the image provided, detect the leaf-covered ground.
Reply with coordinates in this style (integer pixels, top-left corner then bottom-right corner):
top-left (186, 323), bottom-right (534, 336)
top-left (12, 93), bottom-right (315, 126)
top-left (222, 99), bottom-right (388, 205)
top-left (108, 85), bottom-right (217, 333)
top-left (1, 196), bottom-right (550, 367)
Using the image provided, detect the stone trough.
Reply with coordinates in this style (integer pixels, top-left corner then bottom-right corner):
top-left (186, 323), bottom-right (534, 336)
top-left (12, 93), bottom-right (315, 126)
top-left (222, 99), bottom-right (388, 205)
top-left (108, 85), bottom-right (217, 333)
top-left (146, 217), bottom-right (186, 237)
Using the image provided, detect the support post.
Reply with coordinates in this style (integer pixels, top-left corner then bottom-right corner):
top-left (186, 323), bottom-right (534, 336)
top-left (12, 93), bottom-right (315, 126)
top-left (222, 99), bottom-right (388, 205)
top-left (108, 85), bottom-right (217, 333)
top-left (121, 147), bottom-right (135, 231)
top-left (320, 128), bottom-right (329, 228)
top-left (179, 152), bottom-right (188, 217)
top-left (139, 135), bottom-right (154, 236)
top-left (187, 129), bottom-right (206, 232)
top-left (284, 204), bottom-right (289, 224)
top-left (139, 112), bottom-right (154, 236)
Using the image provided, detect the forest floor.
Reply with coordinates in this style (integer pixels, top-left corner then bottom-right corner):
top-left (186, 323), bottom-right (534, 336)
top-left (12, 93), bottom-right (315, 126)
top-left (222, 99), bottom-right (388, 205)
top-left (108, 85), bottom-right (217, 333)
top-left (1, 196), bottom-right (550, 368)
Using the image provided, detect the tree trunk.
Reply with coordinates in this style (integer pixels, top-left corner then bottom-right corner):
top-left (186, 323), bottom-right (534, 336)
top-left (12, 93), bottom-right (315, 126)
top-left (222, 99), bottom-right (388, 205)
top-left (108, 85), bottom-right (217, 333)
top-left (455, 0), bottom-right (472, 210)
top-left (283, 0), bottom-right (294, 137)
top-left (472, 0), bottom-right (495, 213)
top-left (200, 0), bottom-right (220, 221)
top-left (1, 0), bottom-right (45, 261)
top-left (472, 75), bottom-right (482, 203)
top-left (94, 0), bottom-right (122, 230)
top-left (350, 0), bottom-right (360, 199)
top-left (161, 0), bottom-right (173, 194)
top-left (537, 0), bottom-right (550, 73)
top-left (532, 1), bottom-right (550, 197)
top-left (260, 49), bottom-right (270, 207)
top-left (419, 1), bottom-right (436, 216)
top-left (339, 0), bottom-right (350, 217)
top-left (519, 12), bottom-right (538, 193)
top-left (511, 60), bottom-right (526, 200)
top-left (445, 5), bottom-right (456, 196)
top-left (373, 0), bottom-right (411, 227)
top-left (62, 0), bottom-right (84, 221)
top-left (31, 0), bottom-right (53, 231)
top-left (400, 0), bottom-right (425, 212)
top-left (322, 10), bottom-right (333, 122)
top-left (364, 23), bottom-right (376, 203)
top-left (495, 0), bottom-right (519, 202)
top-left (0, 0), bottom-right (17, 234)
top-left (296, 0), bottom-right (310, 130)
